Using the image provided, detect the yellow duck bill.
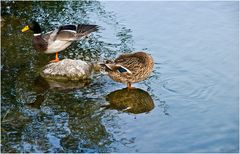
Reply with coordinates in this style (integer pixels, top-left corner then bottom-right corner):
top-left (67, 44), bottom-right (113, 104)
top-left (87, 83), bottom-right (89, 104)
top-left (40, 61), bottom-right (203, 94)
top-left (21, 25), bottom-right (30, 32)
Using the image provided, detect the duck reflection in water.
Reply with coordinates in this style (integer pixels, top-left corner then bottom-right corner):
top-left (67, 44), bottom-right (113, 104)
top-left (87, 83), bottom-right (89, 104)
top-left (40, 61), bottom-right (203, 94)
top-left (102, 88), bottom-right (155, 114)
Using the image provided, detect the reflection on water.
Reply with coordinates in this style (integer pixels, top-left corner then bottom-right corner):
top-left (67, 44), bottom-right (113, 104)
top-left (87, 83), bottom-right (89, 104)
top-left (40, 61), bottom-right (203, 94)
top-left (27, 76), bottom-right (92, 109)
top-left (1, 1), bottom-right (134, 152)
top-left (36, 76), bottom-right (90, 91)
top-left (104, 88), bottom-right (154, 114)
top-left (1, 1), bottom-right (238, 153)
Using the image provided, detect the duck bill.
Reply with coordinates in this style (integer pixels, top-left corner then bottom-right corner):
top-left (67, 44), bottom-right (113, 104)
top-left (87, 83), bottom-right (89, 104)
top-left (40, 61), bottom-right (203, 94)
top-left (21, 25), bottom-right (30, 32)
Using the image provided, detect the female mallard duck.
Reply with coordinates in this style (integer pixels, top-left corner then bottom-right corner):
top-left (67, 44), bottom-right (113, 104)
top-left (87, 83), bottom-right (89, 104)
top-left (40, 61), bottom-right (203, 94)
top-left (21, 21), bottom-right (98, 62)
top-left (101, 51), bottom-right (154, 89)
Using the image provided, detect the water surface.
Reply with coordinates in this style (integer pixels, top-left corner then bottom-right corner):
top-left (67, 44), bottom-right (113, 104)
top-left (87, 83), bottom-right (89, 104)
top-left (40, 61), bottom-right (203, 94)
top-left (1, 1), bottom-right (239, 153)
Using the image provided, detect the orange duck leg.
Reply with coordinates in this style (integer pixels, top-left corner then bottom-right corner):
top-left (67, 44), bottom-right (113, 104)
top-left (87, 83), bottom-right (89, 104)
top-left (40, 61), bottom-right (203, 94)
top-left (50, 52), bottom-right (60, 63)
top-left (127, 82), bottom-right (135, 90)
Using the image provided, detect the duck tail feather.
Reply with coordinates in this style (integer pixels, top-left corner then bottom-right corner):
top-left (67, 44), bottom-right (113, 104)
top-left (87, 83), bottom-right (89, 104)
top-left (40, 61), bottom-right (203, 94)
top-left (76, 24), bottom-right (98, 35)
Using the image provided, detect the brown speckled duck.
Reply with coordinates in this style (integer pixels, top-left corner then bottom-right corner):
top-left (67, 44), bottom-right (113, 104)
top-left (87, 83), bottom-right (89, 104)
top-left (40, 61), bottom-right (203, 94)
top-left (101, 51), bottom-right (154, 89)
top-left (21, 21), bottom-right (98, 62)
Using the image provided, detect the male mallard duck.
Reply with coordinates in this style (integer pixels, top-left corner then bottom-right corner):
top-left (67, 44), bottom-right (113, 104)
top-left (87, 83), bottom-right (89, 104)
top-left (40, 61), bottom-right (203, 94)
top-left (101, 51), bottom-right (154, 89)
top-left (21, 21), bottom-right (98, 62)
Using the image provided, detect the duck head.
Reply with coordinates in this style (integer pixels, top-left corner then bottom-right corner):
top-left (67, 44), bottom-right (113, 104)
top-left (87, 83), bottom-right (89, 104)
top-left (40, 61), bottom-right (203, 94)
top-left (21, 21), bottom-right (42, 34)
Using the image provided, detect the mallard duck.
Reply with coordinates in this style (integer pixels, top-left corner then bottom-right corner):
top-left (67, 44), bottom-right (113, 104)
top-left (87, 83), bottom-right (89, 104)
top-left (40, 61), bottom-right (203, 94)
top-left (101, 51), bottom-right (154, 89)
top-left (21, 21), bottom-right (98, 62)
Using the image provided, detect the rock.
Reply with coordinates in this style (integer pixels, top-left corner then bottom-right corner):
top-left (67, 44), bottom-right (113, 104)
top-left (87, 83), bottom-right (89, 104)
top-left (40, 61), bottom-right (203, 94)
top-left (41, 59), bottom-right (96, 81)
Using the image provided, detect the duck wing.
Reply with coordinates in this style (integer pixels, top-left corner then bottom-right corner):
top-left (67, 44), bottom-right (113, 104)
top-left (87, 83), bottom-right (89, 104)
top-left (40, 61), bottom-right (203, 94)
top-left (101, 54), bottom-right (143, 74)
top-left (101, 63), bottom-right (132, 74)
top-left (115, 54), bottom-right (145, 69)
top-left (76, 24), bottom-right (98, 35)
top-left (56, 24), bottom-right (98, 41)
top-left (41, 24), bottom-right (98, 47)
top-left (41, 29), bottom-right (59, 44)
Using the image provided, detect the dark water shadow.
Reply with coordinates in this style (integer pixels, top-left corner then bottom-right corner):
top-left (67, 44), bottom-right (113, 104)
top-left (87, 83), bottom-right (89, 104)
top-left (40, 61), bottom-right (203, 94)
top-left (1, 1), bottom-right (135, 153)
top-left (27, 76), bottom-right (91, 109)
top-left (36, 77), bottom-right (91, 91)
top-left (103, 88), bottom-right (155, 114)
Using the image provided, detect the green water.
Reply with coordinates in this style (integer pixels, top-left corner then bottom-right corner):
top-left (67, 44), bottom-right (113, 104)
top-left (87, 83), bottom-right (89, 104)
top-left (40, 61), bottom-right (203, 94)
top-left (1, 1), bottom-right (239, 153)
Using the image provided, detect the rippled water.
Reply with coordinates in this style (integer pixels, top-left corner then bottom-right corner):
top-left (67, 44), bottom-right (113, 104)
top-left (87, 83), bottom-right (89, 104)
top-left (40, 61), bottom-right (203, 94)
top-left (1, 1), bottom-right (239, 153)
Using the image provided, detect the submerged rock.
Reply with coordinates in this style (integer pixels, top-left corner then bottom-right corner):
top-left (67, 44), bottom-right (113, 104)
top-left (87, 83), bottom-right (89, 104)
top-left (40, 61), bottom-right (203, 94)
top-left (41, 59), bottom-right (98, 81)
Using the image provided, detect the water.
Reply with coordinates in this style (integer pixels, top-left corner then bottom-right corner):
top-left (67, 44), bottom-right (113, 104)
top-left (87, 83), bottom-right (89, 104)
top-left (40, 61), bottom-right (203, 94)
top-left (1, 1), bottom-right (239, 153)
